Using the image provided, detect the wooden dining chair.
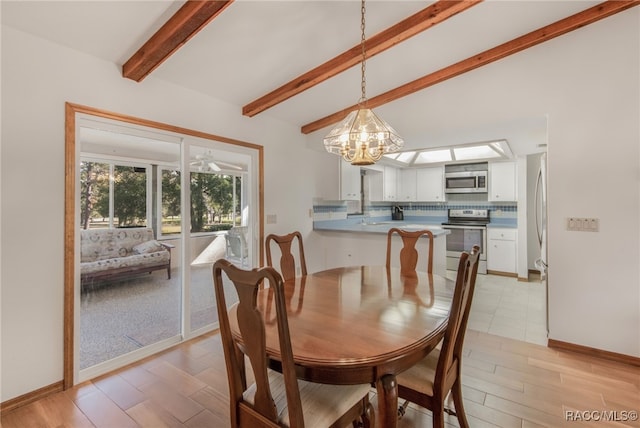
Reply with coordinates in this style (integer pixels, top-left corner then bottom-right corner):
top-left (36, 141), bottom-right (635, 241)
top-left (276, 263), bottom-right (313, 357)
top-left (212, 259), bottom-right (374, 428)
top-left (266, 231), bottom-right (307, 281)
top-left (396, 245), bottom-right (481, 428)
top-left (386, 228), bottom-right (434, 275)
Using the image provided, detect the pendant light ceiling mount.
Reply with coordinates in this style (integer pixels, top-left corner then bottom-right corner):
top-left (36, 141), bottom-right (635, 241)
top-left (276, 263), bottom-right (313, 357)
top-left (323, 0), bottom-right (404, 166)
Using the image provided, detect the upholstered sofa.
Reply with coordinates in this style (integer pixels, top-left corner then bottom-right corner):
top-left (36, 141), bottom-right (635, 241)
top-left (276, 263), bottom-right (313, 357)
top-left (80, 227), bottom-right (173, 287)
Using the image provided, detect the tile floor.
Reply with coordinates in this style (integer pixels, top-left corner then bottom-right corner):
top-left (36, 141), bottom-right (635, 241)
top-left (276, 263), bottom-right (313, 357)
top-left (447, 270), bottom-right (548, 346)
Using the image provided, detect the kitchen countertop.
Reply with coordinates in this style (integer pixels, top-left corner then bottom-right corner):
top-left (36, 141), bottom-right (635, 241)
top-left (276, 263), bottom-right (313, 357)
top-left (313, 221), bottom-right (450, 236)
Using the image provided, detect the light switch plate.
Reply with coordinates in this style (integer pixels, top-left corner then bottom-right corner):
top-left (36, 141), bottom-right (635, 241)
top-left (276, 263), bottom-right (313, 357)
top-left (567, 217), bottom-right (599, 232)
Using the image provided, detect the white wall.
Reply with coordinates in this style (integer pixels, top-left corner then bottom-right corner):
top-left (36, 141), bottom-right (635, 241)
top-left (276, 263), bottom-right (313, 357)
top-left (0, 26), bottom-right (331, 402)
top-left (2, 7), bottom-right (639, 403)
top-left (543, 12), bottom-right (639, 355)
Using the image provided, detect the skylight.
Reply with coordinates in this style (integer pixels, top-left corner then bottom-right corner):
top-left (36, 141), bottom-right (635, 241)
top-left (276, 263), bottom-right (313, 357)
top-left (415, 149), bottom-right (451, 163)
top-left (453, 145), bottom-right (501, 161)
top-left (384, 139), bottom-right (512, 167)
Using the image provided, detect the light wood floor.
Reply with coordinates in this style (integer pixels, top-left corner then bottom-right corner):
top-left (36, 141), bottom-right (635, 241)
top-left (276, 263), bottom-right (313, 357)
top-left (2, 329), bottom-right (639, 428)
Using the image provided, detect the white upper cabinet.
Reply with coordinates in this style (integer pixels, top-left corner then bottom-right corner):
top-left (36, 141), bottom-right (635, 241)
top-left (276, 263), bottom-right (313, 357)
top-left (488, 161), bottom-right (517, 201)
top-left (370, 166), bottom-right (398, 202)
top-left (416, 166), bottom-right (445, 202)
top-left (340, 161), bottom-right (361, 200)
top-left (383, 166), bottom-right (398, 201)
top-left (398, 169), bottom-right (417, 201)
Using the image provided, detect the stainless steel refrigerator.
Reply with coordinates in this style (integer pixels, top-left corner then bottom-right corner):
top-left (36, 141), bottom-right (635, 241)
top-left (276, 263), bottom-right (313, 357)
top-left (534, 152), bottom-right (548, 332)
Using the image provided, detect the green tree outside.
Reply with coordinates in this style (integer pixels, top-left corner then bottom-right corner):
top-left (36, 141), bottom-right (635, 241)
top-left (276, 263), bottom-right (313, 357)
top-left (80, 161), bottom-right (109, 229)
top-left (113, 166), bottom-right (147, 227)
top-left (190, 172), bottom-right (236, 232)
top-left (81, 161), bottom-right (241, 232)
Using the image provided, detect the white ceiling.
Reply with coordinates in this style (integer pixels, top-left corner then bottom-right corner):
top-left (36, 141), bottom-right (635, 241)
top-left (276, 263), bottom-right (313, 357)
top-left (2, 0), bottom-right (603, 157)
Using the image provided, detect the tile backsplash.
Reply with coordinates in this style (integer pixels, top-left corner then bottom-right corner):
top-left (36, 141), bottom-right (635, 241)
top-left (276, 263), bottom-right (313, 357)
top-left (313, 200), bottom-right (517, 226)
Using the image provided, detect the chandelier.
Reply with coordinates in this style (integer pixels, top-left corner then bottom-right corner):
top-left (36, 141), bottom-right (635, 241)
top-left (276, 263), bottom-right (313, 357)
top-left (323, 0), bottom-right (404, 166)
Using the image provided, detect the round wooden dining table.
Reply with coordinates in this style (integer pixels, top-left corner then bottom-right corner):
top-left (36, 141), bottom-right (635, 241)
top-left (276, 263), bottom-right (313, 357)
top-left (228, 265), bottom-right (455, 428)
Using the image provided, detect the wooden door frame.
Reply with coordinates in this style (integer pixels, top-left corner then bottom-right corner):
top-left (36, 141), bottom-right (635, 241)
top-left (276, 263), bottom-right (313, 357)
top-left (64, 102), bottom-right (264, 388)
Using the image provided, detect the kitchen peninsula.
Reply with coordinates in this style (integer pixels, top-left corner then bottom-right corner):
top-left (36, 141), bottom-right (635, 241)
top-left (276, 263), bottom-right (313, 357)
top-left (313, 215), bottom-right (449, 275)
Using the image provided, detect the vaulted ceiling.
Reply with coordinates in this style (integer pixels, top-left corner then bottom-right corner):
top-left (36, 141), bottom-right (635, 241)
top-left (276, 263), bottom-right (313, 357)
top-left (3, 0), bottom-right (638, 156)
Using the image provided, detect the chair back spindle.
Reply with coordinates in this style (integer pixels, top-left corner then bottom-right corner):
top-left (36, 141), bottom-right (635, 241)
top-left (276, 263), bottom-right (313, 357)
top-left (386, 228), bottom-right (434, 275)
top-left (266, 231), bottom-right (307, 281)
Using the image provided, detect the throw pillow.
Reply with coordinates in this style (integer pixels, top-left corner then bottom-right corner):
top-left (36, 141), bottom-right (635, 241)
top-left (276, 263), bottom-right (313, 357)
top-left (132, 240), bottom-right (164, 254)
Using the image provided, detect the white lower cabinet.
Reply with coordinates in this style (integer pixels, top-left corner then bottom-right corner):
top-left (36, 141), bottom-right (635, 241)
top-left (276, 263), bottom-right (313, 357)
top-left (487, 227), bottom-right (517, 274)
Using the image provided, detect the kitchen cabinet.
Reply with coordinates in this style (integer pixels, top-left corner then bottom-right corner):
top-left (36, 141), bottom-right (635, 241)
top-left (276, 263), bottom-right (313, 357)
top-left (488, 161), bottom-right (516, 201)
top-left (416, 166), bottom-right (445, 201)
top-left (398, 169), bottom-right (417, 201)
top-left (340, 161), bottom-right (361, 200)
top-left (487, 227), bottom-right (517, 274)
top-left (383, 166), bottom-right (398, 201)
top-left (370, 166), bottom-right (398, 201)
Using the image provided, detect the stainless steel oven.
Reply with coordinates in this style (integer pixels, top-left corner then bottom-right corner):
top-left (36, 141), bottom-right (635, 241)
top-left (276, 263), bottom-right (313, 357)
top-left (442, 209), bottom-right (488, 274)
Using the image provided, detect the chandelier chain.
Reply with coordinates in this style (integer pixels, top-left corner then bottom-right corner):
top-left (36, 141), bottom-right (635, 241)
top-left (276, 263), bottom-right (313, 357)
top-left (322, 0), bottom-right (403, 166)
top-left (360, 0), bottom-right (367, 104)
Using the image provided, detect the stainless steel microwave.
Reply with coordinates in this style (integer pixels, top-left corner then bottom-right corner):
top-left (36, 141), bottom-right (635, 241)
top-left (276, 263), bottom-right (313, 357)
top-left (444, 170), bottom-right (488, 193)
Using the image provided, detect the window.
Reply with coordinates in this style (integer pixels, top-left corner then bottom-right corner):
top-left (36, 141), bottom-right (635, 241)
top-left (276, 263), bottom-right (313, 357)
top-left (160, 168), bottom-right (181, 236)
top-left (384, 139), bottom-right (513, 167)
top-left (80, 161), bottom-right (149, 229)
top-left (113, 165), bottom-right (148, 227)
top-left (82, 157), bottom-right (246, 235)
top-left (80, 160), bottom-right (109, 229)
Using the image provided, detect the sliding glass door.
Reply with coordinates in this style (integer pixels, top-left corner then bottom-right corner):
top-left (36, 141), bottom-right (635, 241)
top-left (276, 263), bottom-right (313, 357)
top-left (73, 112), bottom-right (257, 383)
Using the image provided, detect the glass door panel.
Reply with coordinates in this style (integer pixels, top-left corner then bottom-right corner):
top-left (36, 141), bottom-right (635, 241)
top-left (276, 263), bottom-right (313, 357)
top-left (188, 144), bottom-right (247, 332)
top-left (78, 125), bottom-right (182, 373)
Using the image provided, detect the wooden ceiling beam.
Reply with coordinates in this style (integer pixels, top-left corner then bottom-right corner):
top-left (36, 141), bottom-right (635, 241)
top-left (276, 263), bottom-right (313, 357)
top-left (302, 0), bottom-right (640, 135)
top-left (123, 0), bottom-right (233, 82)
top-left (242, 0), bottom-right (483, 118)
